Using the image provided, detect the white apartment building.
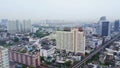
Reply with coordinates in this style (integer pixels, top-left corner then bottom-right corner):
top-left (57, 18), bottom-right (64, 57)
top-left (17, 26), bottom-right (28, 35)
top-left (7, 20), bottom-right (31, 34)
top-left (21, 20), bottom-right (31, 32)
top-left (0, 46), bottom-right (9, 68)
top-left (7, 20), bottom-right (20, 34)
top-left (56, 28), bottom-right (86, 54)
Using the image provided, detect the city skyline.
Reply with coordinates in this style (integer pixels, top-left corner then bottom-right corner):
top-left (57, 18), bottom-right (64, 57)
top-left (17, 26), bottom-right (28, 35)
top-left (0, 0), bottom-right (120, 21)
top-left (0, 0), bottom-right (120, 68)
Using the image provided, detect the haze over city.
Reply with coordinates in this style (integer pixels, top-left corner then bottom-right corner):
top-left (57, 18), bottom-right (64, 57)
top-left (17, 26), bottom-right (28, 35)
top-left (1, 0), bottom-right (120, 68)
top-left (0, 0), bottom-right (120, 21)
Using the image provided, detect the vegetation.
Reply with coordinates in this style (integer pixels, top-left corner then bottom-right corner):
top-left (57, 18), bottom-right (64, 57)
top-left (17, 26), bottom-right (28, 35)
top-left (64, 60), bottom-right (72, 67)
top-left (19, 49), bottom-right (27, 53)
top-left (29, 65), bottom-right (34, 68)
top-left (45, 61), bottom-right (52, 65)
top-left (104, 61), bottom-right (113, 66)
top-left (85, 53), bottom-right (99, 64)
top-left (13, 37), bottom-right (19, 42)
top-left (40, 56), bottom-right (45, 61)
top-left (90, 53), bottom-right (99, 61)
top-left (35, 30), bottom-right (50, 38)
top-left (22, 64), bottom-right (27, 68)
top-left (3, 43), bottom-right (13, 48)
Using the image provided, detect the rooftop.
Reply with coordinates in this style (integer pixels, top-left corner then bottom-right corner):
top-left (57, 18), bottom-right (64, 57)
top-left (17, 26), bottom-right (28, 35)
top-left (0, 46), bottom-right (7, 51)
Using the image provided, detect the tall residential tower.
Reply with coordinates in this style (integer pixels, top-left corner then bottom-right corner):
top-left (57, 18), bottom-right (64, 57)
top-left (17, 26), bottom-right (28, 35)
top-left (56, 28), bottom-right (86, 54)
top-left (7, 20), bottom-right (32, 34)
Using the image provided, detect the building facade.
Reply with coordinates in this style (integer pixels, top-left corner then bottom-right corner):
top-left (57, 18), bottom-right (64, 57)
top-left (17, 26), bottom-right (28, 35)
top-left (114, 20), bottom-right (119, 32)
top-left (21, 20), bottom-right (31, 32)
top-left (97, 16), bottom-right (110, 36)
top-left (56, 28), bottom-right (86, 54)
top-left (0, 19), bottom-right (8, 26)
top-left (9, 50), bottom-right (40, 67)
top-left (7, 20), bottom-right (32, 34)
top-left (0, 46), bottom-right (9, 68)
top-left (101, 21), bottom-right (110, 36)
top-left (7, 20), bottom-right (20, 33)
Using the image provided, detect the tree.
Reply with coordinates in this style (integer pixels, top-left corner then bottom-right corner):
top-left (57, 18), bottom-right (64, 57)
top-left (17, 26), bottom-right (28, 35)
top-left (22, 64), bottom-right (27, 68)
top-left (52, 59), bottom-right (55, 63)
top-left (105, 62), bottom-right (112, 66)
top-left (14, 37), bottom-right (19, 42)
top-left (64, 60), bottom-right (72, 67)
top-left (29, 65), bottom-right (34, 68)
top-left (40, 56), bottom-right (44, 61)
top-left (35, 30), bottom-right (50, 38)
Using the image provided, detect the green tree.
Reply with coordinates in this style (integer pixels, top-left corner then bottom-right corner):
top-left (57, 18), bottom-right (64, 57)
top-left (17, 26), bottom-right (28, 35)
top-left (64, 60), bottom-right (72, 67)
top-left (40, 56), bottom-right (44, 61)
top-left (105, 61), bottom-right (113, 66)
top-left (35, 30), bottom-right (50, 38)
top-left (29, 65), bottom-right (34, 68)
top-left (22, 64), bottom-right (27, 68)
top-left (14, 37), bottom-right (19, 42)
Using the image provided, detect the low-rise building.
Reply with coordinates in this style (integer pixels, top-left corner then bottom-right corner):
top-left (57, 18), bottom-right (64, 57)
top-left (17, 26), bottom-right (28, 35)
top-left (40, 46), bottom-right (55, 57)
top-left (9, 50), bottom-right (40, 68)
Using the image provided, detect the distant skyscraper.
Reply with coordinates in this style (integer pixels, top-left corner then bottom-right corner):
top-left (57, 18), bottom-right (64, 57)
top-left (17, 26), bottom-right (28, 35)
top-left (7, 20), bottom-right (32, 34)
top-left (114, 20), bottom-right (119, 32)
top-left (0, 19), bottom-right (8, 26)
top-left (7, 20), bottom-right (20, 33)
top-left (0, 46), bottom-right (9, 68)
top-left (96, 16), bottom-right (110, 36)
top-left (21, 20), bottom-right (32, 32)
top-left (95, 23), bottom-right (100, 35)
top-left (56, 28), bottom-right (86, 54)
top-left (97, 16), bottom-right (106, 35)
top-left (100, 16), bottom-right (106, 21)
top-left (101, 21), bottom-right (110, 36)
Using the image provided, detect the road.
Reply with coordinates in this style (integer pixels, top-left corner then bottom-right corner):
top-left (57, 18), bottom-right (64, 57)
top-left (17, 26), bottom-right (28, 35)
top-left (72, 33), bottom-right (120, 68)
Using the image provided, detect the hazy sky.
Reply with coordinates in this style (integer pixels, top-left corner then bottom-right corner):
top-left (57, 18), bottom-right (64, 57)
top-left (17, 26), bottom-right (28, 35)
top-left (0, 0), bottom-right (120, 21)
